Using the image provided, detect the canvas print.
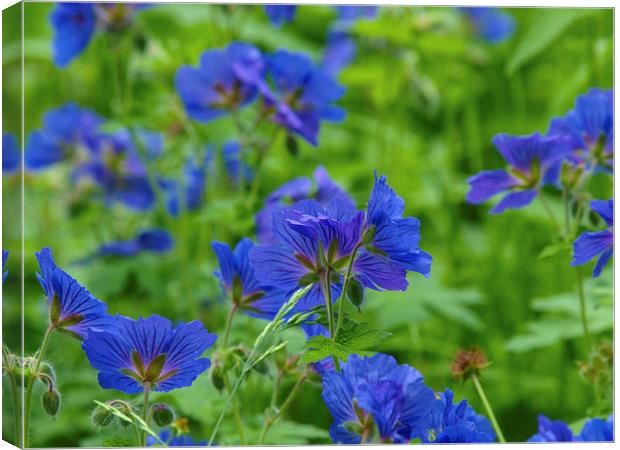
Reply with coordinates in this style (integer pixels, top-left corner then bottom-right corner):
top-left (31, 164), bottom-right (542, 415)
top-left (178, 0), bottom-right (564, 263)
top-left (1, 2), bottom-right (614, 447)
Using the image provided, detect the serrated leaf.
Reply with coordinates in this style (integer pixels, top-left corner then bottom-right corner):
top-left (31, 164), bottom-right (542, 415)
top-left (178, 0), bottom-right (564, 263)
top-left (299, 320), bottom-right (390, 364)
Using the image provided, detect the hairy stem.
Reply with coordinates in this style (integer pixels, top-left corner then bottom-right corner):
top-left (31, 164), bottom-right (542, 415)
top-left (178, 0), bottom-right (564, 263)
top-left (258, 372), bottom-right (308, 444)
top-left (320, 271), bottom-right (341, 371)
top-left (471, 374), bottom-right (506, 443)
top-left (3, 349), bottom-right (21, 447)
top-left (334, 244), bottom-right (361, 340)
top-left (141, 382), bottom-right (151, 447)
top-left (24, 324), bottom-right (55, 448)
top-left (224, 373), bottom-right (246, 444)
top-left (222, 304), bottom-right (237, 350)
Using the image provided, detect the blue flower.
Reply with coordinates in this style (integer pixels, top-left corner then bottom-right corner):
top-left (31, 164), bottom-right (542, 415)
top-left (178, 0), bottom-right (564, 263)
top-left (423, 389), bottom-right (495, 443)
top-left (222, 140), bottom-right (253, 186)
top-left (466, 132), bottom-right (572, 214)
top-left (213, 238), bottom-right (287, 320)
top-left (577, 415), bottom-right (613, 442)
top-left (250, 198), bottom-right (363, 313)
top-left (263, 49), bottom-right (345, 145)
top-left (50, 3), bottom-right (150, 67)
top-left (2, 250), bottom-right (8, 283)
top-left (35, 247), bottom-right (112, 339)
top-left (83, 228), bottom-right (174, 261)
top-left (3, 133), bottom-right (20, 174)
top-left (147, 429), bottom-right (207, 447)
top-left (547, 88), bottom-right (613, 172)
top-left (256, 166), bottom-right (355, 244)
top-left (264, 5), bottom-right (297, 26)
top-left (335, 6), bottom-right (378, 24)
top-left (461, 8), bottom-right (516, 44)
top-left (356, 173), bottom-right (432, 292)
top-left (25, 103), bottom-right (103, 170)
top-left (321, 30), bottom-right (357, 76)
top-left (528, 415), bottom-right (575, 442)
top-left (82, 314), bottom-right (217, 394)
top-left (159, 146), bottom-right (214, 217)
top-left (571, 199), bottom-right (613, 277)
top-left (322, 353), bottom-right (435, 444)
top-left (175, 42), bottom-right (264, 123)
top-left (50, 3), bottom-right (96, 68)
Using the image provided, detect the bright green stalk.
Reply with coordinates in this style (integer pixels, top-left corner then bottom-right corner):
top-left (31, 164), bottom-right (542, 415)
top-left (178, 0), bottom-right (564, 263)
top-left (471, 374), bottom-right (506, 443)
top-left (141, 382), bottom-right (151, 447)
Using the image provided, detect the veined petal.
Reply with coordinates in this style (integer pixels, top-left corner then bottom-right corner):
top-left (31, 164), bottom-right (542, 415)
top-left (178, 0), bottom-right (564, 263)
top-left (489, 189), bottom-right (537, 214)
top-left (466, 169), bottom-right (520, 204)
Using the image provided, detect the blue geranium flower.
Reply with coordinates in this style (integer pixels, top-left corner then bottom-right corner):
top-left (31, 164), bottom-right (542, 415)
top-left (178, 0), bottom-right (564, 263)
top-left (262, 49), bottom-right (345, 145)
top-left (3, 133), bottom-right (20, 174)
top-left (460, 8), bottom-right (516, 44)
top-left (256, 166), bottom-right (355, 243)
top-left (2, 250), bottom-right (8, 283)
top-left (35, 247), bottom-right (112, 339)
top-left (321, 30), bottom-right (357, 76)
top-left (147, 429), bottom-right (207, 447)
top-left (213, 238), bottom-right (287, 320)
top-left (250, 198), bottom-right (363, 313)
top-left (571, 199), bottom-right (613, 278)
top-left (577, 415), bottom-right (613, 442)
top-left (50, 3), bottom-right (150, 67)
top-left (25, 103), bottom-right (103, 170)
top-left (175, 42), bottom-right (264, 123)
top-left (356, 173), bottom-right (432, 292)
top-left (322, 353), bottom-right (436, 444)
top-left (423, 389), bottom-right (495, 443)
top-left (547, 88), bottom-right (613, 172)
top-left (466, 132), bottom-right (572, 214)
top-left (335, 6), bottom-right (378, 23)
top-left (82, 314), bottom-right (217, 394)
top-left (222, 140), bottom-right (253, 186)
top-left (264, 5), bottom-right (297, 26)
top-left (528, 415), bottom-right (575, 442)
top-left (159, 146), bottom-right (214, 217)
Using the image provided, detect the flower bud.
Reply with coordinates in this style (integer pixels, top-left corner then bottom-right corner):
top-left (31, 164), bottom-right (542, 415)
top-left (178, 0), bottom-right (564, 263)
top-left (152, 403), bottom-right (175, 427)
top-left (92, 405), bottom-right (114, 427)
top-left (41, 389), bottom-right (61, 417)
top-left (211, 364), bottom-right (226, 392)
top-left (346, 279), bottom-right (364, 312)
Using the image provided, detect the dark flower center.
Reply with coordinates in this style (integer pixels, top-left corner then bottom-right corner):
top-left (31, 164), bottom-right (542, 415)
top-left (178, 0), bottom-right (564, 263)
top-left (121, 351), bottom-right (179, 386)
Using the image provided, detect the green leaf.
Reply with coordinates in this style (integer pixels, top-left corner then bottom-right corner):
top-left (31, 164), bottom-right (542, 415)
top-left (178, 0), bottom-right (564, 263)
top-left (507, 9), bottom-right (591, 74)
top-left (299, 320), bottom-right (391, 364)
top-left (538, 242), bottom-right (570, 259)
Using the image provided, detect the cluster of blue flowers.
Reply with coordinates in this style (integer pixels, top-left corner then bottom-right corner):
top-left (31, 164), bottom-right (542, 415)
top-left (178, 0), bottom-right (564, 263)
top-left (2, 133), bottom-right (20, 174)
top-left (33, 247), bottom-right (217, 394)
top-left (528, 414), bottom-right (613, 442)
top-left (175, 41), bottom-right (345, 146)
top-left (466, 88), bottom-right (614, 278)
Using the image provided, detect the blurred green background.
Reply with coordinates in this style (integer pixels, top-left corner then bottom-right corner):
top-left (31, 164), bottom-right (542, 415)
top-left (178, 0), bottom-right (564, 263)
top-left (2, 3), bottom-right (613, 446)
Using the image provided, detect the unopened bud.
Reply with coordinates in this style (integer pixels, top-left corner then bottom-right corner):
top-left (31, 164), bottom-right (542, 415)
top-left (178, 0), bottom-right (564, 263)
top-left (152, 403), bottom-right (175, 427)
top-left (346, 279), bottom-right (364, 312)
top-left (92, 405), bottom-right (114, 427)
top-left (42, 389), bottom-right (61, 417)
top-left (211, 365), bottom-right (226, 392)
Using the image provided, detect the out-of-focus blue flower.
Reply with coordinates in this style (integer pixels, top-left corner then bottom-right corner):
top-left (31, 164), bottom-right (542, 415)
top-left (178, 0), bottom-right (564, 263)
top-left (213, 238), bottom-right (287, 320)
top-left (528, 415), bottom-right (575, 442)
top-left (50, 3), bottom-right (96, 68)
top-left (250, 198), bottom-right (363, 313)
top-left (82, 228), bottom-right (174, 262)
top-left (263, 50), bottom-right (345, 145)
top-left (35, 247), bottom-right (112, 339)
top-left (256, 166), bottom-right (355, 244)
top-left (2, 250), bottom-right (8, 283)
top-left (25, 103), bottom-right (103, 170)
top-left (548, 88), bottom-right (613, 172)
top-left (175, 42), bottom-right (264, 123)
top-left (50, 3), bottom-right (150, 67)
top-left (222, 140), bottom-right (253, 186)
top-left (423, 389), bottom-right (495, 443)
top-left (147, 429), bottom-right (207, 447)
top-left (356, 173), bottom-right (432, 292)
top-left (159, 146), bottom-right (214, 217)
top-left (82, 314), bottom-right (217, 394)
top-left (322, 353), bottom-right (436, 444)
top-left (577, 415), bottom-right (613, 442)
top-left (321, 30), bottom-right (357, 77)
top-left (335, 6), bottom-right (378, 24)
top-left (3, 133), bottom-right (20, 174)
top-left (466, 132), bottom-right (572, 214)
top-left (461, 7), bottom-right (516, 44)
top-left (264, 5), bottom-right (297, 26)
top-left (572, 199), bottom-right (613, 278)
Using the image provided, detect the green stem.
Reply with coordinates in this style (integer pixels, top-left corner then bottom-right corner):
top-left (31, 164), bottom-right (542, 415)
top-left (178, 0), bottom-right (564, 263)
top-left (334, 244), bottom-right (362, 339)
top-left (270, 370), bottom-right (283, 408)
top-left (562, 187), bottom-right (571, 239)
top-left (24, 324), bottom-right (55, 448)
top-left (222, 304), bottom-right (237, 350)
top-left (110, 400), bottom-right (141, 446)
top-left (224, 373), bottom-right (246, 444)
top-left (575, 266), bottom-right (592, 351)
top-left (141, 382), bottom-right (151, 447)
top-left (538, 192), bottom-right (561, 233)
top-left (319, 271), bottom-right (341, 371)
top-left (3, 349), bottom-right (21, 447)
top-left (471, 374), bottom-right (506, 443)
top-left (258, 372), bottom-right (308, 444)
